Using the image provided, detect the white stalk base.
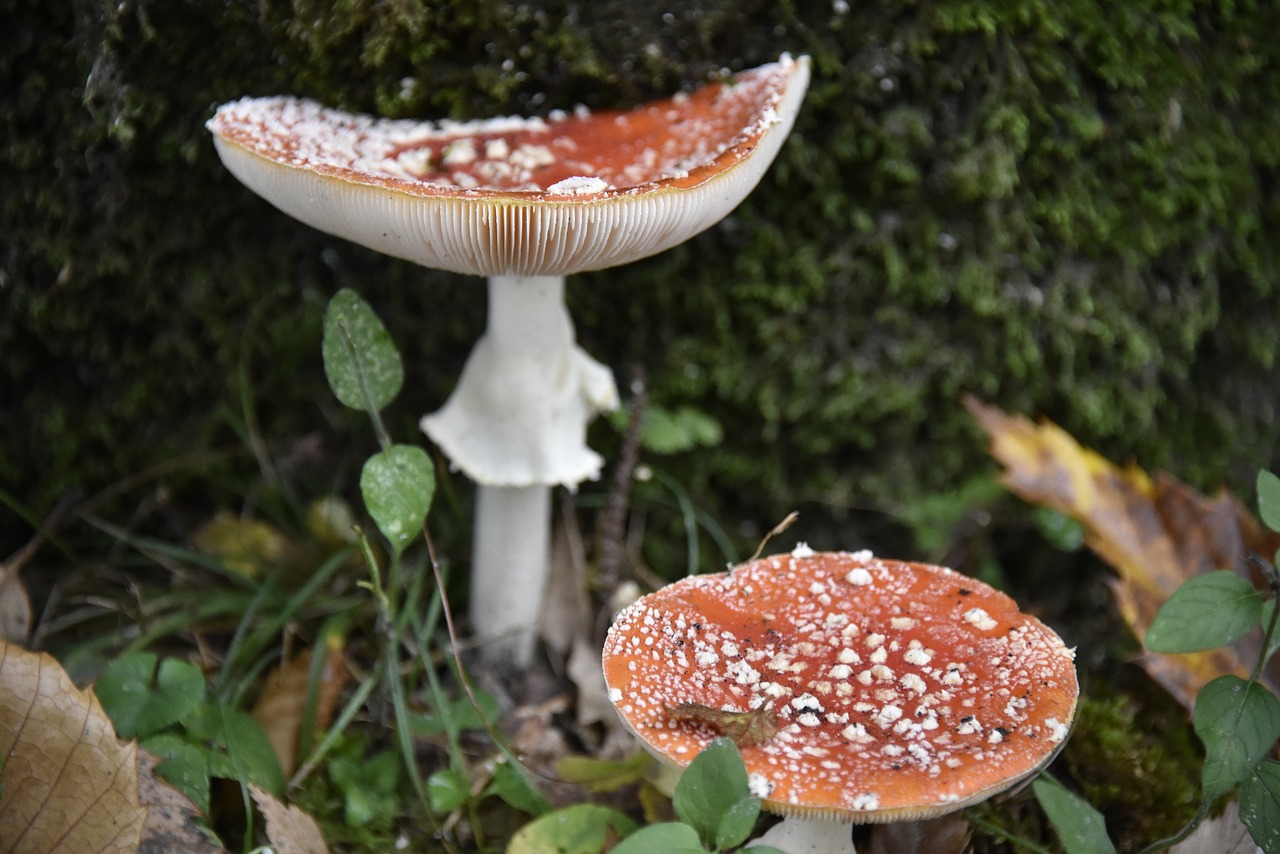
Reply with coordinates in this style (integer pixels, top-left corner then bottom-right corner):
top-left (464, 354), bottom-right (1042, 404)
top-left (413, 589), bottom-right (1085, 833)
top-left (752, 817), bottom-right (856, 853)
top-left (469, 484), bottom-right (552, 663)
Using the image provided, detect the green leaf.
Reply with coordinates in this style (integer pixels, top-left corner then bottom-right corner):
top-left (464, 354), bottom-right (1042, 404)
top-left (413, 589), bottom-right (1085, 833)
top-left (1240, 760), bottom-right (1280, 853)
top-left (1195, 675), bottom-right (1280, 801)
top-left (208, 706), bottom-right (286, 798)
top-left (360, 445), bottom-right (435, 553)
top-left (742, 848), bottom-right (787, 854)
top-left (609, 822), bottom-right (706, 854)
top-left (409, 690), bottom-right (500, 737)
top-left (427, 768), bottom-right (470, 813)
top-left (95, 652), bottom-right (206, 740)
top-left (1260, 471), bottom-right (1280, 534)
top-left (716, 797), bottom-right (762, 850)
top-left (485, 758), bottom-right (551, 816)
top-left (612, 405), bottom-right (724, 455)
top-left (1145, 571), bottom-right (1263, 654)
top-left (507, 804), bottom-right (638, 854)
top-left (142, 734), bottom-right (211, 815)
top-left (322, 288), bottom-right (404, 413)
top-left (555, 752), bottom-right (651, 793)
top-left (1033, 776), bottom-right (1116, 854)
top-left (674, 738), bottom-right (759, 851)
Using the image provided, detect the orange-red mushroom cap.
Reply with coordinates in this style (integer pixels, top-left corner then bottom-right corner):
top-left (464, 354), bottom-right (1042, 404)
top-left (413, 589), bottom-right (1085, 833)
top-left (602, 549), bottom-right (1079, 822)
top-left (206, 55), bottom-right (809, 278)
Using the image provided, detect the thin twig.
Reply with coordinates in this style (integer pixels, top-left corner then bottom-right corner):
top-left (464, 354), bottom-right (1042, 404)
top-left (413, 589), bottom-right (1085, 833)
top-left (598, 366), bottom-right (647, 592)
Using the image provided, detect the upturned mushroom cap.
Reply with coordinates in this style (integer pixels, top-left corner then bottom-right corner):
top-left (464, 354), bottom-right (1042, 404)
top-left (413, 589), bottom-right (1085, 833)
top-left (206, 55), bottom-right (809, 278)
top-left (602, 548), bottom-right (1079, 823)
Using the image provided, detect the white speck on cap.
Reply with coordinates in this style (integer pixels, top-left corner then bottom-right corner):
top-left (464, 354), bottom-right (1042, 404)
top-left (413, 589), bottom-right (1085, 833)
top-left (547, 175), bottom-right (609, 195)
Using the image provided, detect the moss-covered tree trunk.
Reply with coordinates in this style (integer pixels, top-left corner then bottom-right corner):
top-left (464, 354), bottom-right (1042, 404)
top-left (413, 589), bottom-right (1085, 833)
top-left (4, 0), bottom-right (1278, 556)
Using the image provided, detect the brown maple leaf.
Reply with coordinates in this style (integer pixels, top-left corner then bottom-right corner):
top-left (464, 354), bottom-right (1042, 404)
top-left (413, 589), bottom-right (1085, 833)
top-left (965, 396), bottom-right (1280, 710)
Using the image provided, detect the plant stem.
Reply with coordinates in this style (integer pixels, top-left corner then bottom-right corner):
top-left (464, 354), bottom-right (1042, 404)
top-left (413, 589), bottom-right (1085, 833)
top-left (964, 806), bottom-right (1057, 854)
top-left (1136, 799), bottom-right (1209, 854)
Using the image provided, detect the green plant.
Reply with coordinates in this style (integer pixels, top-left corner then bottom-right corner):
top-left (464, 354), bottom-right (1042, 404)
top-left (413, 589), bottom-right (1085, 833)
top-left (319, 286), bottom-right (551, 838)
top-left (1135, 469), bottom-right (1280, 851)
top-left (96, 654), bottom-right (285, 818)
top-left (516, 739), bottom-right (784, 854)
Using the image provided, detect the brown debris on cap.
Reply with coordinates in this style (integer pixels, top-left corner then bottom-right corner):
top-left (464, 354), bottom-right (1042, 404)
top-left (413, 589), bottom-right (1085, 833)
top-left (206, 55), bottom-right (809, 277)
top-left (602, 548), bottom-right (1079, 822)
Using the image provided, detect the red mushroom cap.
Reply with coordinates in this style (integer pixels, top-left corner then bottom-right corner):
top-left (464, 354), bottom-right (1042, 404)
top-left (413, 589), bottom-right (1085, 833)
top-left (602, 549), bottom-right (1079, 822)
top-left (206, 56), bottom-right (809, 277)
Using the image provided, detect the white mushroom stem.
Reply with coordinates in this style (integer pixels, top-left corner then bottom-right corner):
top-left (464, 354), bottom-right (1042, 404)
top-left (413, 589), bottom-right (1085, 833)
top-left (421, 274), bottom-right (618, 662)
top-left (752, 817), bottom-right (856, 854)
top-left (471, 484), bottom-right (551, 663)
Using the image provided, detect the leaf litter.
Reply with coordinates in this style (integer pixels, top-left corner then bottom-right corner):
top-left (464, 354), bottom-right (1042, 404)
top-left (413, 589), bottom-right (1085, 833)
top-left (966, 396), bottom-right (1280, 710)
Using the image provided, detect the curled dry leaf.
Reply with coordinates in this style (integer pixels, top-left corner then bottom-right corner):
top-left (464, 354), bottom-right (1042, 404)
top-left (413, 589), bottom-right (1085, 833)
top-left (0, 640), bottom-right (147, 853)
top-left (864, 813), bottom-right (972, 854)
top-left (665, 701), bottom-right (779, 748)
top-left (966, 396), bottom-right (1280, 709)
top-left (251, 644), bottom-right (350, 776)
top-left (249, 785), bottom-right (329, 854)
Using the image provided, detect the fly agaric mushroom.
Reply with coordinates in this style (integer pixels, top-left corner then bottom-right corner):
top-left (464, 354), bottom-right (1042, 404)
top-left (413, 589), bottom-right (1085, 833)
top-left (207, 56), bottom-right (810, 664)
top-left (602, 547), bottom-right (1079, 851)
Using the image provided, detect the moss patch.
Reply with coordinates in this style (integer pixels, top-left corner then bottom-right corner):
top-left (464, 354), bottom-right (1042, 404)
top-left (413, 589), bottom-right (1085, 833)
top-left (4, 0), bottom-right (1278, 555)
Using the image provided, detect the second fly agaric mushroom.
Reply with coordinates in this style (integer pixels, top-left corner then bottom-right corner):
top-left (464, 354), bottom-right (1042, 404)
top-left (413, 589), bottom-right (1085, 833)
top-left (602, 548), bottom-right (1079, 852)
top-left (207, 56), bottom-right (810, 665)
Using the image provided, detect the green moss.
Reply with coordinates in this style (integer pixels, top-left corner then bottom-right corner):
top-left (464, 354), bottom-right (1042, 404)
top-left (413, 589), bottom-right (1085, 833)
top-left (3, 0), bottom-right (1278, 559)
top-left (1063, 691), bottom-right (1201, 848)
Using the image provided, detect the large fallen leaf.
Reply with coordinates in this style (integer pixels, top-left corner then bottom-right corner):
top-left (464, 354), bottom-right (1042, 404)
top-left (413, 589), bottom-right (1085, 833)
top-left (966, 397), bottom-right (1280, 709)
top-left (251, 642), bottom-right (349, 776)
top-left (0, 640), bottom-right (147, 852)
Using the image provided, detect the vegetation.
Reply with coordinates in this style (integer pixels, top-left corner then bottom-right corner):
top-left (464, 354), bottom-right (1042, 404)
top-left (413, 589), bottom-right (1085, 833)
top-left (4, 0), bottom-right (1280, 851)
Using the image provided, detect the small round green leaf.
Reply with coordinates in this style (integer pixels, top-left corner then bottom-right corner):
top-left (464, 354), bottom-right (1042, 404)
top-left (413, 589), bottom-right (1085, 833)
top-left (1195, 675), bottom-right (1280, 801)
top-left (360, 445), bottom-right (435, 553)
top-left (485, 759), bottom-right (551, 816)
top-left (322, 288), bottom-right (404, 413)
top-left (1259, 471), bottom-right (1280, 534)
top-left (716, 796), bottom-right (762, 851)
top-left (508, 804), bottom-right (638, 854)
top-left (674, 738), bottom-right (758, 850)
top-left (95, 652), bottom-right (207, 740)
top-left (609, 823), bottom-right (705, 854)
top-left (427, 768), bottom-right (470, 813)
top-left (1145, 571), bottom-right (1262, 654)
top-left (1240, 760), bottom-right (1280, 853)
top-left (1033, 776), bottom-right (1116, 854)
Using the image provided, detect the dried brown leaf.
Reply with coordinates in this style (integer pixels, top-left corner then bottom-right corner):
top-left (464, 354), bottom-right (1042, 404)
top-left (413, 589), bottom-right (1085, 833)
top-left (0, 576), bottom-right (31, 644)
top-left (193, 512), bottom-right (294, 579)
top-left (0, 640), bottom-right (146, 853)
top-left (966, 397), bottom-right (1280, 708)
top-left (251, 644), bottom-right (349, 776)
top-left (137, 749), bottom-right (225, 853)
top-left (864, 813), bottom-right (971, 854)
top-left (249, 785), bottom-right (329, 854)
top-left (1169, 806), bottom-right (1256, 854)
